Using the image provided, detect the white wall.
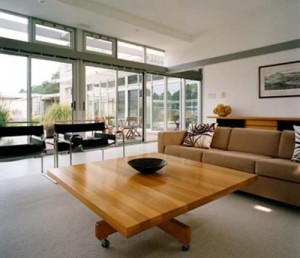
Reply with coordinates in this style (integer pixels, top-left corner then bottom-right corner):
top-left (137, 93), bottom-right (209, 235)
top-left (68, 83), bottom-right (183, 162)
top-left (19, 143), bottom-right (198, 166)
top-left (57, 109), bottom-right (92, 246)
top-left (203, 48), bottom-right (300, 123)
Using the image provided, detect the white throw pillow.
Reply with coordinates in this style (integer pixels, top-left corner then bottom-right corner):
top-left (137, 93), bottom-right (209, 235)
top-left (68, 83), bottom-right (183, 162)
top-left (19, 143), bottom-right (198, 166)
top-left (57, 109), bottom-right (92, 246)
top-left (183, 123), bottom-right (218, 149)
top-left (291, 125), bottom-right (300, 162)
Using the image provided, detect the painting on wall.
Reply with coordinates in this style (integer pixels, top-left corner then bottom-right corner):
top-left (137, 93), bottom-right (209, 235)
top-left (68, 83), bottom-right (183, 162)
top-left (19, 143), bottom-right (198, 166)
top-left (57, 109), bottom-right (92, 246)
top-left (259, 60), bottom-right (300, 98)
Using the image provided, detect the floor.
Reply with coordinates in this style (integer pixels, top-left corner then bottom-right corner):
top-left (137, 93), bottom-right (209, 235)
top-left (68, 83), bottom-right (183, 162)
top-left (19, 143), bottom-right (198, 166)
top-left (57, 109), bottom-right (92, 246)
top-left (1, 141), bottom-right (300, 258)
top-left (0, 142), bottom-right (157, 181)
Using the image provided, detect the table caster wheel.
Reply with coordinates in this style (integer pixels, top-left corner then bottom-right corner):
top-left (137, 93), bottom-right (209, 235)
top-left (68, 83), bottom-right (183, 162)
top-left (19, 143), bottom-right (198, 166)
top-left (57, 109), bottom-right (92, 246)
top-left (181, 244), bottom-right (190, 251)
top-left (101, 239), bottom-right (110, 248)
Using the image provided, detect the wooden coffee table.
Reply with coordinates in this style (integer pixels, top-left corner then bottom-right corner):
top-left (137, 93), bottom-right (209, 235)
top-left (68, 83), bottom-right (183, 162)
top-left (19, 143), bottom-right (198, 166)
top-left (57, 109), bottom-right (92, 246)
top-left (48, 153), bottom-right (257, 251)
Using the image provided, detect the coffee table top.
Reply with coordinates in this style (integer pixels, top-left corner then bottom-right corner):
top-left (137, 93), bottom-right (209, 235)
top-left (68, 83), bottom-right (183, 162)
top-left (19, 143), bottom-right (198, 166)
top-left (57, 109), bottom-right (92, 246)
top-left (48, 153), bottom-right (257, 238)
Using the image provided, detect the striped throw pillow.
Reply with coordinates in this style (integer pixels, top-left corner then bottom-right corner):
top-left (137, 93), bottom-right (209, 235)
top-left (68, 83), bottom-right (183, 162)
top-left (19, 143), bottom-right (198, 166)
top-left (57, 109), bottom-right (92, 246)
top-left (292, 125), bottom-right (300, 162)
top-left (183, 123), bottom-right (218, 148)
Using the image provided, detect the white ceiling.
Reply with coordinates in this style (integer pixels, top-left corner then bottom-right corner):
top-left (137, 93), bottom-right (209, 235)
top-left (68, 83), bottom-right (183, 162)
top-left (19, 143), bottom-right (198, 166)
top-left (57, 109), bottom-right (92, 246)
top-left (0, 0), bottom-right (299, 67)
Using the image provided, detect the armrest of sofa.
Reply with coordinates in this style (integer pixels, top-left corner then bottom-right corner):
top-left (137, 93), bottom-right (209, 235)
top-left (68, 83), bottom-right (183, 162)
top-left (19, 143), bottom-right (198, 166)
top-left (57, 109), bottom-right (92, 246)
top-left (157, 130), bottom-right (187, 153)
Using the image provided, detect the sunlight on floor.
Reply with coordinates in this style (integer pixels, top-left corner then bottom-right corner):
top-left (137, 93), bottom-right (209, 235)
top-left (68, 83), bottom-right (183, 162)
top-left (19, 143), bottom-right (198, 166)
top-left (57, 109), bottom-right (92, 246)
top-left (254, 205), bottom-right (273, 213)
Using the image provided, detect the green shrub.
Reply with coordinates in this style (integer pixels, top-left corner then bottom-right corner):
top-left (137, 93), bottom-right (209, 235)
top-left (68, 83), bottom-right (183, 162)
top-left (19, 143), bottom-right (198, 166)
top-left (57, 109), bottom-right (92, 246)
top-left (43, 103), bottom-right (72, 134)
top-left (0, 106), bottom-right (10, 123)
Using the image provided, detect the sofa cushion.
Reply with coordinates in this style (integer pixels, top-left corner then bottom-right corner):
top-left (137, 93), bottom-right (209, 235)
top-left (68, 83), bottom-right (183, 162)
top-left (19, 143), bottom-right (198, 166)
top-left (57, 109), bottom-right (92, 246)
top-left (183, 123), bottom-right (217, 148)
top-left (202, 150), bottom-right (272, 173)
top-left (157, 131), bottom-right (187, 153)
top-left (164, 145), bottom-right (203, 161)
top-left (256, 158), bottom-right (300, 183)
top-left (228, 128), bottom-right (281, 157)
top-left (292, 125), bottom-right (300, 162)
top-left (211, 127), bottom-right (232, 150)
top-left (278, 130), bottom-right (295, 159)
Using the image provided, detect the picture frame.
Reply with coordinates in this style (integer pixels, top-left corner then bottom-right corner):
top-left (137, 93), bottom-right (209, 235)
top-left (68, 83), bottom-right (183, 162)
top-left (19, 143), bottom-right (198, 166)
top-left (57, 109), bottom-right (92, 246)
top-left (259, 60), bottom-right (300, 98)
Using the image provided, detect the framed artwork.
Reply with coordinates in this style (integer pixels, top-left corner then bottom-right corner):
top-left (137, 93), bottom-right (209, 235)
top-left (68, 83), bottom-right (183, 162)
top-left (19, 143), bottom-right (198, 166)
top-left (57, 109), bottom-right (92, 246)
top-left (259, 60), bottom-right (300, 98)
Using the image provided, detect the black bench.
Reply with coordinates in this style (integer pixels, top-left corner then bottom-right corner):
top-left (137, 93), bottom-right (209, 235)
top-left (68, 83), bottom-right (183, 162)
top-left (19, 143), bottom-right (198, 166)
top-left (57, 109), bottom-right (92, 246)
top-left (54, 122), bottom-right (125, 167)
top-left (0, 124), bottom-right (54, 182)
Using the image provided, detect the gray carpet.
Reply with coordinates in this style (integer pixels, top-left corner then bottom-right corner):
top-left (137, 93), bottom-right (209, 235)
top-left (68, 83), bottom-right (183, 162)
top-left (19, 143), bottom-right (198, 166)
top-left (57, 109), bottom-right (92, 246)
top-left (0, 175), bottom-right (299, 258)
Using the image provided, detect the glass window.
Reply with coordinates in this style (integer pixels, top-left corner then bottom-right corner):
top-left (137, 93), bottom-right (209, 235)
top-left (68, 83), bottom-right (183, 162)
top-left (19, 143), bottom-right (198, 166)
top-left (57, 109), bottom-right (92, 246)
top-left (117, 70), bottom-right (143, 140)
top-left (34, 21), bottom-right (73, 47)
top-left (117, 91), bottom-right (125, 124)
top-left (85, 66), bottom-right (116, 122)
top-left (0, 54), bottom-right (28, 123)
top-left (185, 80), bottom-right (200, 127)
top-left (128, 74), bottom-right (138, 84)
top-left (147, 74), bottom-right (165, 133)
top-left (65, 87), bottom-right (72, 96)
top-left (117, 77), bottom-right (125, 86)
top-left (146, 48), bottom-right (165, 66)
top-left (167, 78), bottom-right (181, 130)
top-left (31, 59), bottom-right (73, 137)
top-left (85, 35), bottom-right (113, 55)
top-left (117, 41), bottom-right (144, 62)
top-left (0, 10), bottom-right (28, 41)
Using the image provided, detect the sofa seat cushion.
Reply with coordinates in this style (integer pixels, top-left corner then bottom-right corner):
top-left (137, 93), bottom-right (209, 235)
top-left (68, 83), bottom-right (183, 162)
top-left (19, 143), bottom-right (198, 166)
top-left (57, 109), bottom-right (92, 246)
top-left (228, 128), bottom-right (281, 157)
top-left (202, 150), bottom-right (272, 173)
top-left (164, 145), bottom-right (203, 161)
top-left (256, 159), bottom-right (300, 183)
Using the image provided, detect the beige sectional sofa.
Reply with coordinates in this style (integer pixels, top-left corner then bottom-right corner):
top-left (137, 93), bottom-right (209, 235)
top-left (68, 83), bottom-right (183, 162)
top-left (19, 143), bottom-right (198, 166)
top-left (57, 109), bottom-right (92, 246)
top-left (158, 127), bottom-right (300, 207)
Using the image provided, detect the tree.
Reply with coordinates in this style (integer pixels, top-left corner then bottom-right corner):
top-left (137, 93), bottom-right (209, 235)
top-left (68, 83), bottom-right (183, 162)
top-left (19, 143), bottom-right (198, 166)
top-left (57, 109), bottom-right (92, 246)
top-left (31, 81), bottom-right (59, 94)
top-left (31, 71), bottom-right (60, 94)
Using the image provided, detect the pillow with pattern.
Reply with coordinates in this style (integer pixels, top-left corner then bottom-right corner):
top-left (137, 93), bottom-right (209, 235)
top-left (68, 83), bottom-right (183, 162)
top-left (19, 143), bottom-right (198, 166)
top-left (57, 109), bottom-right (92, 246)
top-left (183, 123), bottom-right (218, 148)
top-left (291, 125), bottom-right (300, 162)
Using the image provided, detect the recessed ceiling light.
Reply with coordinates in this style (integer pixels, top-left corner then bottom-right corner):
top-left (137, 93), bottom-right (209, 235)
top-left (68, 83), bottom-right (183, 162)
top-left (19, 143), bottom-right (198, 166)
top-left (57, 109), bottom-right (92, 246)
top-left (38, 0), bottom-right (48, 5)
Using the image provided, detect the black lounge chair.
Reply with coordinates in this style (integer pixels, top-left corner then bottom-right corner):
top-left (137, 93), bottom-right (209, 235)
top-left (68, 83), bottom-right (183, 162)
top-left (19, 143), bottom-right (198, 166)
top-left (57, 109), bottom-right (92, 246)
top-left (0, 124), bottom-right (54, 182)
top-left (53, 122), bottom-right (125, 167)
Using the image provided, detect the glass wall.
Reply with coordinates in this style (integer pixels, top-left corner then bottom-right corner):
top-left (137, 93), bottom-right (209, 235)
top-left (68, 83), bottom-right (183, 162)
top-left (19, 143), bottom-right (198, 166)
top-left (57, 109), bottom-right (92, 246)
top-left (0, 53), bottom-right (74, 141)
top-left (31, 58), bottom-right (73, 137)
top-left (145, 74), bottom-right (201, 141)
top-left (0, 10), bottom-right (202, 145)
top-left (0, 53), bottom-right (28, 122)
top-left (185, 80), bottom-right (200, 128)
top-left (146, 74), bottom-right (165, 135)
top-left (85, 66), bottom-right (144, 142)
top-left (167, 77), bottom-right (181, 130)
top-left (85, 66), bottom-right (116, 123)
top-left (121, 71), bottom-right (143, 140)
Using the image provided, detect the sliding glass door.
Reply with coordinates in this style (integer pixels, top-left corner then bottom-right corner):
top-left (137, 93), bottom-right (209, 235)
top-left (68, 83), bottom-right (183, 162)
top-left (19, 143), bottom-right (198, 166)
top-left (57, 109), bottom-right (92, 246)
top-left (167, 77), bottom-right (181, 130)
top-left (117, 71), bottom-right (143, 139)
top-left (85, 65), bottom-right (116, 122)
top-left (31, 58), bottom-right (73, 137)
top-left (0, 53), bottom-right (74, 147)
top-left (185, 80), bottom-right (200, 128)
top-left (85, 65), bottom-right (144, 141)
top-left (1, 54), bottom-right (202, 146)
top-left (0, 53), bottom-right (28, 123)
top-left (85, 65), bottom-right (118, 137)
top-left (145, 74), bottom-right (201, 141)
